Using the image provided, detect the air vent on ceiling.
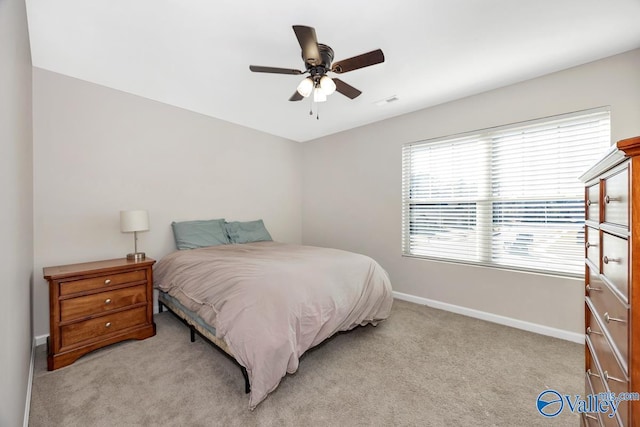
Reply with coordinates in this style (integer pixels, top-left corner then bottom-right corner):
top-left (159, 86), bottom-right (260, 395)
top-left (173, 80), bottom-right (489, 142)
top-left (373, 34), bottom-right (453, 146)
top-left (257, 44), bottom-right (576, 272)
top-left (374, 95), bottom-right (399, 106)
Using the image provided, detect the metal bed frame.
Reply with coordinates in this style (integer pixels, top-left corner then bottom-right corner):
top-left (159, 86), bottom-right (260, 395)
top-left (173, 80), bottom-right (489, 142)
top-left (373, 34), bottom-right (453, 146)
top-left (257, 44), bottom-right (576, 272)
top-left (158, 293), bottom-right (250, 394)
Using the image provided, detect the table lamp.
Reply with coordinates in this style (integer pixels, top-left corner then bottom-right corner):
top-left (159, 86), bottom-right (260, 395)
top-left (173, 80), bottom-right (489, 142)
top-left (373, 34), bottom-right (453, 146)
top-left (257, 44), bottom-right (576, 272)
top-left (120, 210), bottom-right (149, 261)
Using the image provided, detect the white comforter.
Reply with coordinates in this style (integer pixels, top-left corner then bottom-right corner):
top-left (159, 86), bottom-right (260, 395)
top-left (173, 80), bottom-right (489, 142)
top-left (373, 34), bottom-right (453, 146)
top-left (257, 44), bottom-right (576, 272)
top-left (154, 242), bottom-right (393, 409)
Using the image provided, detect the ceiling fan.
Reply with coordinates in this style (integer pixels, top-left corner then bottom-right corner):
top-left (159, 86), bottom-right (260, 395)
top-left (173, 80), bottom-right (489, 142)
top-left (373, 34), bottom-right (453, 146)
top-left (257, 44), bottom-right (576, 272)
top-left (249, 25), bottom-right (385, 104)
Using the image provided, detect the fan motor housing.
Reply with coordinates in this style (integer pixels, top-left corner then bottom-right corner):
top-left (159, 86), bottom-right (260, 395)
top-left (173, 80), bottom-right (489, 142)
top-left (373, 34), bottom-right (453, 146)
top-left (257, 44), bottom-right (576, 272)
top-left (304, 43), bottom-right (334, 70)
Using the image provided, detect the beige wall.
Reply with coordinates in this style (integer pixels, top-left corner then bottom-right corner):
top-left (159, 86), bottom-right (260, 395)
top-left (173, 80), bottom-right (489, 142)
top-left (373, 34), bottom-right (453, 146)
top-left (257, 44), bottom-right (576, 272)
top-left (32, 68), bottom-right (302, 337)
top-left (302, 49), bottom-right (640, 336)
top-left (0, 0), bottom-right (33, 425)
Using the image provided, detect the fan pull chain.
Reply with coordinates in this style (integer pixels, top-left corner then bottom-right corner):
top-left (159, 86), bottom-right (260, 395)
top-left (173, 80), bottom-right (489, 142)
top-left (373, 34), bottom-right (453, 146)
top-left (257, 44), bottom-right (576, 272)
top-left (306, 93), bottom-right (320, 120)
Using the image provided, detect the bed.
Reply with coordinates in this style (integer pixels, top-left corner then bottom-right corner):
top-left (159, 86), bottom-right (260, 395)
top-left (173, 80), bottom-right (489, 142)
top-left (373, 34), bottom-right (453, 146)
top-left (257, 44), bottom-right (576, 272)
top-left (154, 240), bottom-right (393, 409)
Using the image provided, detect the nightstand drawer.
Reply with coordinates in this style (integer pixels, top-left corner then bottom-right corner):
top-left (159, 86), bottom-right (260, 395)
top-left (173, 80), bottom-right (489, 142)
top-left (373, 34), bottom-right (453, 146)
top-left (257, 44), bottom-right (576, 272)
top-left (60, 269), bottom-right (147, 296)
top-left (60, 284), bottom-right (147, 321)
top-left (61, 306), bottom-right (148, 348)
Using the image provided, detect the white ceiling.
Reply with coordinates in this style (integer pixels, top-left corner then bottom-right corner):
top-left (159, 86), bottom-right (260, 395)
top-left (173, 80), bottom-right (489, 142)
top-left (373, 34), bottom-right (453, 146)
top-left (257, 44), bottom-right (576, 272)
top-left (25, 0), bottom-right (640, 142)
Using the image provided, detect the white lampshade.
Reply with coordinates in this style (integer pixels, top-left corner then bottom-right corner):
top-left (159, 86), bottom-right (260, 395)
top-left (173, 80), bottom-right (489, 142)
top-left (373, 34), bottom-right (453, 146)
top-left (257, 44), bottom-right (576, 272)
top-left (313, 87), bottom-right (327, 103)
top-left (120, 210), bottom-right (149, 233)
top-left (296, 77), bottom-right (314, 97)
top-left (319, 76), bottom-right (336, 95)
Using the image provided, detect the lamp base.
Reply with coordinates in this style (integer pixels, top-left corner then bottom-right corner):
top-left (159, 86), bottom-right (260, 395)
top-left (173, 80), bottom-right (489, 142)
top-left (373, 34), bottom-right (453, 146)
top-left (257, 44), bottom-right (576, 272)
top-left (126, 252), bottom-right (146, 261)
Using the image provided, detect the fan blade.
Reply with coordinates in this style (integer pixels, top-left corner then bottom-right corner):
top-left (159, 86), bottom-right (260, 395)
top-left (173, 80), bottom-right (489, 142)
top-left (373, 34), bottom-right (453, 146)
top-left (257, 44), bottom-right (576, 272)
top-left (289, 91), bottom-right (304, 102)
top-left (333, 78), bottom-right (362, 99)
top-left (249, 65), bottom-right (303, 75)
top-left (331, 49), bottom-right (385, 74)
top-left (292, 25), bottom-right (321, 66)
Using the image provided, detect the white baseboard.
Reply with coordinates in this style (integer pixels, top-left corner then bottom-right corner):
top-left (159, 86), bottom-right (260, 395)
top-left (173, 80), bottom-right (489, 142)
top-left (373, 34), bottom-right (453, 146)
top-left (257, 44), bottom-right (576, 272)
top-left (34, 295), bottom-right (582, 346)
top-left (392, 291), bottom-right (584, 344)
top-left (23, 338), bottom-right (36, 427)
top-left (34, 334), bottom-right (48, 347)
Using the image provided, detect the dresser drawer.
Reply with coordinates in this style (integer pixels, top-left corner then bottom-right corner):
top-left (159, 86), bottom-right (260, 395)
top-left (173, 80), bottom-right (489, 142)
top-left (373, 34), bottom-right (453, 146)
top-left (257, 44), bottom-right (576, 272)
top-left (60, 284), bottom-right (147, 322)
top-left (586, 372), bottom-right (620, 427)
top-left (586, 297), bottom-right (628, 373)
top-left (60, 269), bottom-right (147, 296)
top-left (583, 371), bottom-right (602, 426)
top-left (602, 167), bottom-right (628, 228)
top-left (586, 339), bottom-right (624, 427)
top-left (586, 183), bottom-right (600, 223)
top-left (601, 232), bottom-right (629, 300)
top-left (587, 270), bottom-right (629, 366)
top-left (61, 306), bottom-right (148, 348)
top-left (585, 226), bottom-right (600, 268)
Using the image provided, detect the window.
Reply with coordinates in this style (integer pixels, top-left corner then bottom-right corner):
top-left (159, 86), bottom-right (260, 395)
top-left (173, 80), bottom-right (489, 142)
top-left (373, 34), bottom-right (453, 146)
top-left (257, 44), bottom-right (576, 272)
top-left (401, 107), bottom-right (610, 276)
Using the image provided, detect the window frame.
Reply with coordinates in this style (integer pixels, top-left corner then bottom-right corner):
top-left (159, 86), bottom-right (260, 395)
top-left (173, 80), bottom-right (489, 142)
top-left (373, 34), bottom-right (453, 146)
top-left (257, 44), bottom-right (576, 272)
top-left (401, 107), bottom-right (611, 277)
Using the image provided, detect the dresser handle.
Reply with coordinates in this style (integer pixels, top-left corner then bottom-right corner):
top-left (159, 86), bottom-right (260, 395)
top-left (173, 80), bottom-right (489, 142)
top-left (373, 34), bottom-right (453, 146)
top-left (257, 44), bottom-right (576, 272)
top-left (105, 322), bottom-right (112, 328)
top-left (104, 279), bottom-right (112, 285)
top-left (104, 298), bottom-right (112, 305)
top-left (602, 256), bottom-right (619, 265)
top-left (603, 371), bottom-right (625, 384)
top-left (603, 312), bottom-right (625, 324)
top-left (585, 242), bottom-right (597, 249)
top-left (586, 284), bottom-right (601, 293)
top-left (604, 195), bottom-right (620, 204)
top-left (586, 327), bottom-right (602, 336)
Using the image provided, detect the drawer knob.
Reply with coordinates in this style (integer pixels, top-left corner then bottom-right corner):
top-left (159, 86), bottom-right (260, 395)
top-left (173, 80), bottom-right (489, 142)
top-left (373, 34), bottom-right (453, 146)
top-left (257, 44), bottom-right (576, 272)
top-left (602, 256), bottom-right (619, 265)
top-left (586, 284), bottom-right (601, 293)
top-left (604, 195), bottom-right (620, 204)
top-left (105, 322), bottom-right (112, 328)
top-left (603, 312), bottom-right (625, 324)
top-left (586, 326), bottom-right (602, 336)
top-left (603, 371), bottom-right (625, 384)
top-left (104, 279), bottom-right (112, 285)
top-left (104, 298), bottom-right (112, 305)
top-left (585, 242), bottom-right (597, 249)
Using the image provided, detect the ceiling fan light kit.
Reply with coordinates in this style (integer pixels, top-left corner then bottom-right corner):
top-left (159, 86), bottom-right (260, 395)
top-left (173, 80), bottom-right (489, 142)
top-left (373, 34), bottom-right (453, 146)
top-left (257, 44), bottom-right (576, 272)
top-left (313, 87), bottom-right (327, 103)
top-left (296, 75), bottom-right (335, 100)
top-left (297, 77), bottom-right (314, 97)
top-left (250, 25), bottom-right (384, 117)
top-left (319, 75), bottom-right (336, 95)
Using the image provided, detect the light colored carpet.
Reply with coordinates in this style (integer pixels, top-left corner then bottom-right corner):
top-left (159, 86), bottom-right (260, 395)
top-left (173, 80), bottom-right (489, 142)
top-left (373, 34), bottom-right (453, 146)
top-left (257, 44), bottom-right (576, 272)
top-left (29, 300), bottom-right (583, 426)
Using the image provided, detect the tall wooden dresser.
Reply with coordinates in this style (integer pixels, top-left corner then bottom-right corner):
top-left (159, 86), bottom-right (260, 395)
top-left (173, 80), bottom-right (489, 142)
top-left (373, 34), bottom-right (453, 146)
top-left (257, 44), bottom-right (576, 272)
top-left (579, 136), bottom-right (640, 426)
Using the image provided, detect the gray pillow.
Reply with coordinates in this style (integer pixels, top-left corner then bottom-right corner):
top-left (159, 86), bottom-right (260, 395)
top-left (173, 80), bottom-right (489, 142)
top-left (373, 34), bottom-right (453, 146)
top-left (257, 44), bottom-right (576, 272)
top-left (171, 219), bottom-right (230, 250)
top-left (225, 219), bottom-right (272, 244)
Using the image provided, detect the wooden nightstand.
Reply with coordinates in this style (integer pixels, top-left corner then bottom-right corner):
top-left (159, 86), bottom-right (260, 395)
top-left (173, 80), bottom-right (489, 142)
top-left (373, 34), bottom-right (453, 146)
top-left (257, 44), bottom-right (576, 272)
top-left (43, 258), bottom-right (156, 370)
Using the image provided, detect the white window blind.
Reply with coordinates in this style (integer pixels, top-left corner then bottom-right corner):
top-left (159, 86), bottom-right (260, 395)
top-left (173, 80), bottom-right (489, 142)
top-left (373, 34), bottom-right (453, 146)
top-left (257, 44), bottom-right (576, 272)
top-left (402, 107), bottom-right (610, 276)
